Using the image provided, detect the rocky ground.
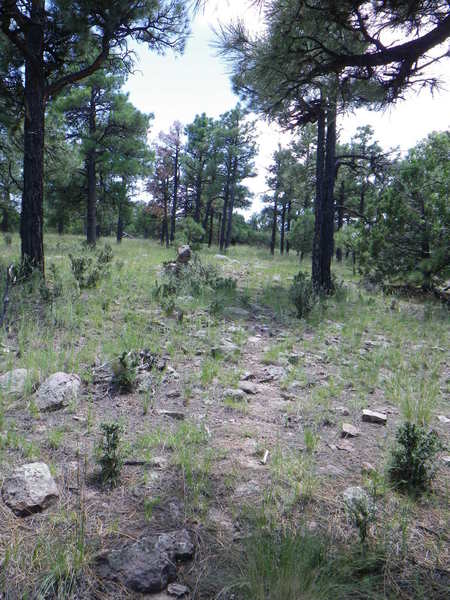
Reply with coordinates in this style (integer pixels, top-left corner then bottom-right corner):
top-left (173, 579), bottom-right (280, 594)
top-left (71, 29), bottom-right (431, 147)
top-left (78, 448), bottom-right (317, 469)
top-left (0, 236), bottom-right (448, 599)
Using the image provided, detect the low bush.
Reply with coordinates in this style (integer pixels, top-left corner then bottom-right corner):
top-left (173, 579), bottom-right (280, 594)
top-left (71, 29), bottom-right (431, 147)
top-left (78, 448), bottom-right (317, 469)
top-left (97, 422), bottom-right (123, 488)
top-left (289, 271), bottom-right (316, 318)
top-left (69, 243), bottom-right (113, 289)
top-left (389, 422), bottom-right (442, 494)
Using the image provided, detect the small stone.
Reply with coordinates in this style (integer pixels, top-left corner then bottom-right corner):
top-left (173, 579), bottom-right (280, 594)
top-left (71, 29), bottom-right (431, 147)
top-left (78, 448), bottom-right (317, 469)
top-left (342, 423), bottom-right (360, 438)
top-left (336, 440), bottom-right (354, 452)
top-left (214, 254), bottom-right (230, 261)
top-left (335, 406), bottom-right (350, 416)
top-left (158, 410), bottom-right (185, 421)
top-left (177, 245), bottom-right (191, 264)
top-left (223, 388), bottom-right (245, 400)
top-left (362, 409), bottom-right (387, 425)
top-left (2, 462), bottom-right (59, 516)
top-left (248, 336), bottom-right (261, 344)
top-left (33, 372), bottom-right (81, 412)
top-left (442, 456), bottom-right (450, 466)
top-left (437, 415), bottom-right (450, 424)
top-left (166, 389), bottom-right (181, 399)
top-left (167, 582), bottom-right (190, 597)
top-left (238, 381), bottom-right (258, 395)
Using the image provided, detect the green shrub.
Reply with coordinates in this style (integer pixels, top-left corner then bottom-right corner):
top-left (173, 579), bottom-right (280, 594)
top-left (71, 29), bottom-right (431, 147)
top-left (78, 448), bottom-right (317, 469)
top-left (97, 422), bottom-right (123, 488)
top-left (111, 351), bottom-right (138, 393)
top-left (389, 422), bottom-right (442, 494)
top-left (178, 216), bottom-right (205, 250)
top-left (289, 271), bottom-right (316, 318)
top-left (69, 244), bottom-right (113, 289)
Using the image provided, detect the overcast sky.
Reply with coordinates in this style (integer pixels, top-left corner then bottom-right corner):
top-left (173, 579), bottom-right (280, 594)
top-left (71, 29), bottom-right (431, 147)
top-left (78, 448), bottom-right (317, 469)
top-left (124, 1), bottom-right (450, 214)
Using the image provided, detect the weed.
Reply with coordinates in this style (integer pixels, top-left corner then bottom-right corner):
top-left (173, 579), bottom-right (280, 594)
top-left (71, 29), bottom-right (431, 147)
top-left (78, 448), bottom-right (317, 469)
top-left (111, 351), bottom-right (138, 393)
top-left (389, 422), bottom-right (442, 494)
top-left (143, 496), bottom-right (161, 522)
top-left (304, 427), bottom-right (319, 454)
top-left (290, 271), bottom-right (316, 318)
top-left (47, 428), bottom-right (65, 450)
top-left (97, 422), bottom-right (123, 488)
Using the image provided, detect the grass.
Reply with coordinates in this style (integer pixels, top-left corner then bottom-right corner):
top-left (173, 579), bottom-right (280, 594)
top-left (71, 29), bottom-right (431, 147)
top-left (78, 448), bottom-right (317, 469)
top-left (0, 233), bottom-right (448, 598)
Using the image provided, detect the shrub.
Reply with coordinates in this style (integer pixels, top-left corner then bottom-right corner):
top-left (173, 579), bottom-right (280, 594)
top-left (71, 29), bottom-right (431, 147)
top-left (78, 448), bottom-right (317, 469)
top-left (289, 271), bottom-right (316, 318)
top-left (178, 217), bottom-right (205, 250)
top-left (111, 351), bottom-right (138, 393)
top-left (389, 422), bottom-right (442, 493)
top-left (97, 422), bottom-right (123, 487)
top-left (69, 244), bottom-right (113, 289)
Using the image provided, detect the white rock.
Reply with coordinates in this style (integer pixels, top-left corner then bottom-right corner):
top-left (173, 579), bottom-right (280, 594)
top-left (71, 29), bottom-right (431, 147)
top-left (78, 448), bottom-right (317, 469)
top-left (33, 372), bottom-right (81, 412)
top-left (214, 254), bottom-right (230, 261)
top-left (2, 462), bottom-right (59, 516)
top-left (437, 415), bottom-right (450, 424)
top-left (342, 423), bottom-right (360, 438)
top-left (0, 369), bottom-right (31, 396)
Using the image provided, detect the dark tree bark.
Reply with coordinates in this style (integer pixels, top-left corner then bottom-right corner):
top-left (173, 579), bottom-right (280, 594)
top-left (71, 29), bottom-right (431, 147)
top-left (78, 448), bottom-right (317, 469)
top-left (57, 216), bottom-right (64, 235)
top-left (225, 157), bottom-right (238, 250)
top-left (208, 207), bottom-right (214, 247)
top-left (286, 199), bottom-right (292, 254)
top-left (170, 146), bottom-right (179, 242)
top-left (336, 180), bottom-right (345, 262)
top-left (21, 0), bottom-right (45, 272)
top-left (116, 202), bottom-right (123, 243)
top-left (321, 103), bottom-right (337, 293)
top-left (270, 194), bottom-right (278, 256)
top-left (86, 88), bottom-right (97, 246)
top-left (280, 200), bottom-right (287, 255)
top-left (219, 162), bottom-right (231, 251)
top-left (312, 108), bottom-right (326, 291)
top-left (217, 211), bottom-right (222, 246)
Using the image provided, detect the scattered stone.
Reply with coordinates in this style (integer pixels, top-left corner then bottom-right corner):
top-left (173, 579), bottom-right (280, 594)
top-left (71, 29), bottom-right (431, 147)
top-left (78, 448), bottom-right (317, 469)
top-left (272, 275), bottom-right (281, 283)
top-left (260, 365), bottom-right (286, 382)
top-left (342, 423), bottom-right (360, 438)
top-left (33, 372), bottom-right (81, 412)
top-left (96, 529), bottom-right (194, 593)
top-left (437, 415), bottom-right (450, 424)
top-left (211, 340), bottom-right (239, 357)
top-left (166, 389), bottom-right (181, 399)
top-left (247, 336), bottom-right (261, 344)
top-left (2, 462), bottom-right (59, 516)
top-left (335, 406), bottom-right (350, 416)
top-left (0, 368), bottom-right (31, 396)
top-left (238, 381), bottom-right (258, 395)
top-left (223, 388), bottom-right (246, 401)
top-left (442, 456), bottom-right (450, 466)
top-left (177, 245), bottom-right (191, 264)
top-left (241, 371), bottom-right (254, 381)
top-left (214, 254), bottom-right (230, 261)
top-left (158, 410), bottom-right (185, 421)
top-left (167, 583), bottom-right (190, 598)
top-left (362, 409), bottom-right (387, 425)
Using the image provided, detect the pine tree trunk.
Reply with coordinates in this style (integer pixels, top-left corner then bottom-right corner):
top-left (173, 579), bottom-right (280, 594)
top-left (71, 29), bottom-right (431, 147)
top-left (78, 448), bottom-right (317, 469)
top-left (116, 202), bottom-right (123, 243)
top-left (217, 212), bottom-right (222, 246)
top-left (225, 157), bottom-right (238, 249)
top-left (280, 201), bottom-right (286, 255)
top-left (270, 195), bottom-right (278, 256)
top-left (208, 207), bottom-right (214, 247)
top-left (170, 147), bottom-right (179, 242)
top-left (21, 1), bottom-right (45, 273)
top-left (86, 88), bottom-right (97, 246)
top-left (312, 109), bottom-right (326, 291)
top-left (336, 180), bottom-right (344, 262)
top-left (57, 217), bottom-right (64, 235)
top-left (286, 200), bottom-right (292, 254)
top-left (321, 103), bottom-right (337, 293)
top-left (220, 166), bottom-right (231, 251)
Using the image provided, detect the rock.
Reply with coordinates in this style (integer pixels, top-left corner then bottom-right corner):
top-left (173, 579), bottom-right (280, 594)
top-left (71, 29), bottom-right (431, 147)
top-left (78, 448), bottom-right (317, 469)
top-left (167, 582), bottom-right (190, 597)
top-left (341, 423), bottom-right (360, 438)
top-left (96, 529), bottom-right (194, 593)
top-left (158, 410), bottom-right (185, 421)
top-left (238, 381), bottom-right (258, 395)
top-left (177, 246), bottom-right (191, 264)
top-left (260, 366), bottom-right (286, 382)
top-left (442, 456), bottom-right (450, 466)
top-left (272, 275), bottom-right (281, 283)
top-left (362, 409), bottom-right (387, 425)
top-left (211, 341), bottom-right (239, 357)
top-left (0, 368), bottom-right (31, 396)
top-left (214, 254), bottom-right (230, 261)
top-left (33, 372), bottom-right (81, 412)
top-left (247, 336), bottom-right (261, 344)
top-left (336, 440), bottom-right (354, 452)
top-left (166, 389), bottom-right (181, 399)
top-left (335, 406), bottom-right (350, 416)
top-left (2, 462), bottom-right (59, 516)
top-left (223, 388), bottom-right (246, 401)
top-left (437, 415), bottom-right (450, 424)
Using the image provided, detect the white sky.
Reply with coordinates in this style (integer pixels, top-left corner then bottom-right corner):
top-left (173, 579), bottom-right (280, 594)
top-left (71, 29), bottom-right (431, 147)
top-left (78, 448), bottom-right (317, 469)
top-left (124, 1), bottom-right (450, 214)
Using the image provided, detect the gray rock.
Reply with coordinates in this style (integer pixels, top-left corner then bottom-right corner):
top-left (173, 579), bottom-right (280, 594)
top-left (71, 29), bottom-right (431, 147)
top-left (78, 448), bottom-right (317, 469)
top-left (2, 462), bottom-right (59, 516)
top-left (177, 246), bottom-right (191, 264)
top-left (341, 423), bottom-right (360, 438)
top-left (33, 372), bottom-right (81, 412)
top-left (214, 254), bottom-right (230, 261)
top-left (362, 409), bottom-right (387, 425)
top-left (167, 583), bottom-right (190, 597)
top-left (0, 368), bottom-right (31, 396)
top-left (238, 381), bottom-right (258, 395)
top-left (223, 388), bottom-right (245, 401)
top-left (158, 410), bottom-right (185, 421)
top-left (437, 415), bottom-right (450, 424)
top-left (96, 529), bottom-right (194, 593)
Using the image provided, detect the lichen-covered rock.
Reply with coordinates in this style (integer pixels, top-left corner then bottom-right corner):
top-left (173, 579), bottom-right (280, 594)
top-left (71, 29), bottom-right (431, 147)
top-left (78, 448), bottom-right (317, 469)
top-left (96, 529), bottom-right (194, 593)
top-left (33, 372), bottom-right (81, 412)
top-left (2, 462), bottom-right (59, 516)
top-left (177, 245), bottom-right (191, 264)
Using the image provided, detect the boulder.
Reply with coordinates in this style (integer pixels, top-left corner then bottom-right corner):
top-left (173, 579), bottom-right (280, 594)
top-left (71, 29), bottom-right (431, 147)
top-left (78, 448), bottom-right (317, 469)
top-left (223, 388), bottom-right (246, 401)
top-left (96, 529), bottom-right (194, 593)
top-left (362, 409), bottom-right (387, 425)
top-left (2, 462), bottom-right (59, 516)
top-left (177, 246), bottom-right (191, 264)
top-left (238, 381), bottom-right (258, 395)
top-left (0, 368), bottom-right (31, 396)
top-left (167, 583), bottom-right (190, 597)
top-left (33, 372), bottom-right (81, 412)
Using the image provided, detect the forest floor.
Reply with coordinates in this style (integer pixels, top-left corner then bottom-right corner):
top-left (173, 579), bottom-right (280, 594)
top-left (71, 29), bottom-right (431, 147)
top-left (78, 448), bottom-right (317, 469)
top-left (0, 234), bottom-right (449, 599)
